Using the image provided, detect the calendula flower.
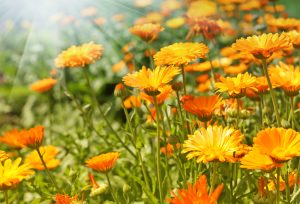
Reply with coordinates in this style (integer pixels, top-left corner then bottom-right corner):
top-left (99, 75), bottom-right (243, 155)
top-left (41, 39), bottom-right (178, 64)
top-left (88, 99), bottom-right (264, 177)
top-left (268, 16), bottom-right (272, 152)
top-left (183, 95), bottom-right (223, 122)
top-left (182, 125), bottom-right (244, 163)
top-left (55, 193), bottom-right (79, 204)
top-left (20, 125), bottom-right (44, 149)
top-left (129, 23), bottom-right (164, 42)
top-left (267, 171), bottom-right (299, 192)
top-left (0, 151), bottom-right (8, 162)
top-left (86, 152), bottom-right (120, 173)
top-left (123, 95), bottom-right (141, 109)
top-left (0, 158), bottom-right (34, 190)
top-left (186, 17), bottom-right (222, 40)
top-left (287, 30), bottom-right (300, 49)
top-left (254, 76), bottom-right (273, 94)
top-left (268, 18), bottom-right (300, 31)
top-left (30, 78), bottom-right (57, 93)
top-left (0, 129), bottom-right (25, 149)
top-left (232, 33), bottom-right (291, 60)
top-left (55, 42), bottom-right (103, 68)
top-left (154, 42), bottom-right (209, 66)
top-left (122, 66), bottom-right (180, 95)
top-left (223, 63), bottom-right (248, 75)
top-left (240, 148), bottom-right (282, 171)
top-left (25, 146), bottom-right (60, 170)
top-left (187, 1), bottom-right (217, 18)
top-left (253, 128), bottom-right (300, 163)
top-left (167, 175), bottom-right (224, 204)
top-left (140, 85), bottom-right (173, 104)
top-left (215, 73), bottom-right (257, 98)
top-left (166, 17), bottom-right (185, 29)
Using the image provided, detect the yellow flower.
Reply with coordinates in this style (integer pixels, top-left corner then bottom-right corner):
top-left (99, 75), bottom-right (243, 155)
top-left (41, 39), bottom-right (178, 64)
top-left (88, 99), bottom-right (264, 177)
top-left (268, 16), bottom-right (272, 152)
top-left (182, 125), bottom-right (244, 163)
top-left (122, 66), bottom-right (180, 94)
top-left (287, 30), bottom-right (300, 49)
top-left (0, 151), bottom-right (8, 162)
top-left (20, 125), bottom-right (44, 149)
top-left (154, 42), bottom-right (209, 66)
top-left (187, 1), bottom-right (217, 18)
top-left (253, 128), bottom-right (300, 163)
top-left (215, 73), bottom-right (257, 98)
top-left (129, 23), bottom-right (164, 42)
top-left (30, 78), bottom-right (57, 93)
top-left (232, 33), bottom-right (291, 60)
top-left (166, 17), bottom-right (185, 29)
top-left (167, 175), bottom-right (224, 204)
top-left (0, 129), bottom-right (25, 149)
top-left (25, 146), bottom-right (60, 170)
top-left (55, 42), bottom-right (103, 68)
top-left (268, 18), bottom-right (300, 31)
top-left (86, 152), bottom-right (120, 173)
top-left (267, 171), bottom-right (299, 192)
top-left (223, 63), bottom-right (248, 75)
top-left (0, 158), bottom-right (34, 190)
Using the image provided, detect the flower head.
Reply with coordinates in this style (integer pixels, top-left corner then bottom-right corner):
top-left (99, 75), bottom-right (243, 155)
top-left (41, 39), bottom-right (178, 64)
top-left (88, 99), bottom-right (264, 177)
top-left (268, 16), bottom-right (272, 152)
top-left (30, 78), bottom-right (57, 93)
top-left (0, 158), bottom-right (34, 190)
top-left (154, 42), bottom-right (209, 66)
top-left (167, 175), bottom-right (224, 204)
top-left (86, 152), bottom-right (120, 173)
top-left (268, 18), bottom-right (300, 31)
top-left (20, 125), bottom-right (44, 149)
top-left (287, 30), bottom-right (300, 49)
top-left (0, 129), bottom-right (25, 149)
top-left (140, 85), bottom-right (173, 104)
top-left (182, 125), bottom-right (244, 163)
top-left (232, 33), bottom-right (291, 60)
top-left (55, 193), bottom-right (79, 204)
top-left (129, 23), bottom-right (164, 42)
top-left (55, 42), bottom-right (103, 68)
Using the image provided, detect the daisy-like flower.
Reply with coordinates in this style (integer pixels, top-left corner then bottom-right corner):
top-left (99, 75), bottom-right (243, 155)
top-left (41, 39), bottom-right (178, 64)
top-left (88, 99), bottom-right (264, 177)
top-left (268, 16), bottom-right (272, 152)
top-left (0, 129), bottom-right (25, 149)
top-left (25, 146), bottom-right (60, 170)
top-left (287, 30), bottom-right (300, 49)
top-left (20, 125), bottom-right (44, 149)
top-left (167, 175), bottom-right (224, 204)
top-left (30, 78), bottom-right (57, 93)
top-left (223, 63), bottom-right (248, 75)
top-left (182, 95), bottom-right (223, 122)
top-left (140, 85), bottom-right (173, 104)
top-left (86, 152), bottom-right (120, 173)
top-left (0, 151), bottom-right (8, 162)
top-left (55, 193), bottom-right (79, 204)
top-left (231, 33), bottom-right (291, 60)
top-left (0, 158), bottom-right (34, 190)
top-left (182, 125), bottom-right (244, 163)
top-left (253, 128), bottom-right (300, 163)
top-left (129, 23), bottom-right (164, 42)
top-left (55, 42), bottom-right (103, 68)
top-left (122, 66), bottom-right (180, 95)
top-left (215, 72), bottom-right (257, 98)
top-left (268, 18), bottom-right (300, 31)
top-left (154, 42), bottom-right (209, 66)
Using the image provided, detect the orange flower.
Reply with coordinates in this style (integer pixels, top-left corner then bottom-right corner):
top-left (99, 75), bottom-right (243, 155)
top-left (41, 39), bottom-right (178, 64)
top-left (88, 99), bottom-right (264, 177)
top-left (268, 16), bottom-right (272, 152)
top-left (268, 18), bottom-right (300, 31)
top-left (167, 175), bottom-right (224, 204)
top-left (122, 66), bottom-right (180, 95)
top-left (232, 33), bottom-right (291, 60)
top-left (86, 152), bottom-right (120, 173)
top-left (182, 125), bottom-right (244, 163)
top-left (161, 143), bottom-right (175, 157)
top-left (30, 78), bottom-right (57, 93)
top-left (223, 63), bottom-right (248, 75)
top-left (287, 30), bottom-right (300, 49)
top-left (140, 85), bottom-right (173, 104)
top-left (129, 23), bottom-right (164, 42)
top-left (0, 129), bottom-right (25, 149)
top-left (0, 151), bottom-right (8, 162)
top-left (253, 128), bottom-right (300, 163)
top-left (25, 146), bottom-right (60, 170)
top-left (20, 125), bottom-right (44, 149)
top-left (154, 42), bottom-right (209, 66)
top-left (123, 95), bottom-right (141, 109)
top-left (55, 42), bottom-right (103, 68)
top-left (267, 171), bottom-right (299, 192)
top-left (186, 17), bottom-right (222, 40)
top-left (183, 95), bottom-right (223, 122)
top-left (55, 193), bottom-right (79, 204)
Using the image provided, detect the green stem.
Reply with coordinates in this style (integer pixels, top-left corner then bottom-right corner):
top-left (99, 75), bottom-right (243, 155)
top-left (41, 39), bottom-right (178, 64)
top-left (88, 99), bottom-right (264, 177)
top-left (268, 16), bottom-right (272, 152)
top-left (4, 190), bottom-right (8, 204)
top-left (180, 65), bottom-right (187, 95)
top-left (259, 100), bottom-right (263, 128)
top-left (276, 167), bottom-right (281, 204)
top-left (153, 96), bottom-right (163, 204)
top-left (210, 162), bottom-right (218, 194)
top-left (105, 173), bottom-right (119, 204)
top-left (261, 59), bottom-right (281, 127)
top-left (285, 170), bottom-right (291, 204)
top-left (291, 96), bottom-right (295, 129)
top-left (236, 98), bottom-right (240, 129)
top-left (36, 148), bottom-right (59, 191)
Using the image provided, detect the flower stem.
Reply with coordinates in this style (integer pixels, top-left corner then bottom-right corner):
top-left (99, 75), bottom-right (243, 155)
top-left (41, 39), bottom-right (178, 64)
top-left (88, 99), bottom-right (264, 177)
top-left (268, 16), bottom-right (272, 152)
top-left (276, 167), bottom-right (281, 204)
top-left (4, 190), bottom-right (8, 204)
top-left (105, 173), bottom-right (119, 204)
top-left (210, 162), bottom-right (218, 194)
top-left (36, 147), bottom-right (59, 191)
top-left (261, 59), bottom-right (281, 127)
top-left (285, 170), bottom-right (291, 204)
top-left (180, 65), bottom-right (187, 95)
top-left (153, 96), bottom-right (163, 204)
top-left (290, 96), bottom-right (295, 129)
top-left (236, 98), bottom-right (240, 129)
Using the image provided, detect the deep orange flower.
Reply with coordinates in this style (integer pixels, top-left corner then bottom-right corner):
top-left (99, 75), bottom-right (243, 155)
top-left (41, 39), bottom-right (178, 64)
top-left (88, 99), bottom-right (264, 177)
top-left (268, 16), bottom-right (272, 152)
top-left (161, 143), bottom-right (175, 157)
top-left (30, 78), bottom-right (57, 93)
top-left (167, 175), bottom-right (224, 204)
top-left (0, 129), bottom-right (25, 149)
top-left (20, 125), bottom-right (44, 149)
top-left (55, 42), bottom-right (103, 68)
top-left (129, 23), bottom-right (164, 42)
top-left (232, 33), bottom-right (291, 60)
top-left (182, 125), bottom-right (244, 163)
top-left (183, 95), bottom-right (223, 122)
top-left (86, 152), bottom-right (120, 173)
top-left (154, 42), bottom-right (209, 66)
top-left (123, 95), bottom-right (141, 109)
top-left (55, 193), bottom-right (79, 204)
top-left (140, 85), bottom-right (173, 104)
top-left (223, 63), bottom-right (248, 75)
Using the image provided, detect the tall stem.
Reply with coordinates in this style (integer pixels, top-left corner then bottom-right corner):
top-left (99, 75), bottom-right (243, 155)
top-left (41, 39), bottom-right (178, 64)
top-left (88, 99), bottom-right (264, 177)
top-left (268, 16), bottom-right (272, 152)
top-left (4, 190), bottom-right (8, 204)
top-left (261, 59), bottom-right (281, 127)
top-left (36, 148), bottom-right (59, 191)
top-left (276, 167), bottom-right (281, 204)
top-left (210, 162), bottom-right (218, 194)
top-left (180, 65), bottom-right (187, 95)
top-left (105, 173), bottom-right (119, 204)
top-left (236, 98), bottom-right (240, 128)
top-left (290, 96), bottom-right (295, 129)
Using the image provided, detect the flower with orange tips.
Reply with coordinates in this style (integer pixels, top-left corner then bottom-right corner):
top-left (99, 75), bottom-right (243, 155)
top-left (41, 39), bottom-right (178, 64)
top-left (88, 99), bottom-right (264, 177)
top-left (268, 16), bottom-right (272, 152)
top-left (182, 95), bottom-right (223, 122)
top-left (154, 42), bottom-right (209, 66)
top-left (0, 158), bottom-right (34, 190)
top-left (232, 33), bottom-right (291, 60)
top-left (253, 128), bottom-right (300, 163)
top-left (129, 23), bottom-right (164, 42)
top-left (0, 151), bottom-right (8, 162)
top-left (182, 125), bottom-right (244, 163)
top-left (167, 174), bottom-right (224, 204)
top-left (268, 18), bottom-right (300, 31)
top-left (25, 145), bottom-right (60, 170)
top-left (215, 73), bottom-right (257, 98)
top-left (30, 78), bottom-right (57, 93)
top-left (140, 85), bottom-right (173, 105)
top-left (55, 42), bottom-right (103, 68)
top-left (123, 95), bottom-right (141, 109)
top-left (122, 66), bottom-right (180, 95)
top-left (55, 193), bottom-right (79, 204)
top-left (0, 129), bottom-right (25, 149)
top-left (86, 152), bottom-right (120, 173)
top-left (20, 125), bottom-right (44, 149)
